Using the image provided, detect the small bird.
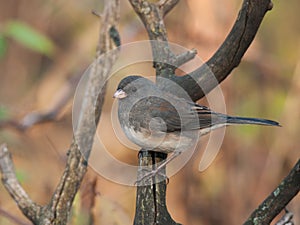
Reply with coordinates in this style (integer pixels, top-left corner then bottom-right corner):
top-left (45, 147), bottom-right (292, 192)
top-left (113, 75), bottom-right (279, 177)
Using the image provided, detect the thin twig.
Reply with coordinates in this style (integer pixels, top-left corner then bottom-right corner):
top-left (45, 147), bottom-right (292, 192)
top-left (0, 144), bottom-right (42, 224)
top-left (91, 10), bottom-right (102, 18)
top-left (174, 48), bottom-right (197, 67)
top-left (0, 71), bottom-right (82, 132)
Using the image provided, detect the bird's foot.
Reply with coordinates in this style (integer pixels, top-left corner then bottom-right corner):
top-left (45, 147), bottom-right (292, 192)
top-left (134, 151), bottom-right (181, 186)
top-left (135, 167), bottom-right (168, 186)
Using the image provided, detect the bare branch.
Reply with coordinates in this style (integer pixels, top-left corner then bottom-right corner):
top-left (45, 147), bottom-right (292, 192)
top-left (129, 0), bottom-right (176, 78)
top-left (129, 0), bottom-right (166, 42)
top-left (157, 0), bottom-right (179, 16)
top-left (129, 1), bottom-right (299, 224)
top-left (0, 71), bottom-right (82, 132)
top-left (0, 144), bottom-right (42, 223)
top-left (243, 159), bottom-right (300, 225)
top-left (91, 10), bottom-right (102, 18)
top-left (0, 1), bottom-right (120, 224)
top-left (130, 0), bottom-right (274, 100)
top-left (177, 0), bottom-right (273, 101)
top-left (23, 73), bottom-right (81, 127)
top-left (174, 48), bottom-right (197, 67)
top-left (133, 151), bottom-right (181, 225)
top-left (129, 1), bottom-right (182, 224)
top-left (48, 1), bottom-right (120, 223)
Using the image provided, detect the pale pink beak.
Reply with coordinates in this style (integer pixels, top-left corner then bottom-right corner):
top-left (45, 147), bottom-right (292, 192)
top-left (113, 89), bottom-right (127, 99)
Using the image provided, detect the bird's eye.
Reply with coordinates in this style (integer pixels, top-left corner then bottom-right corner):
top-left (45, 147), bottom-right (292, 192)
top-left (131, 87), bottom-right (137, 92)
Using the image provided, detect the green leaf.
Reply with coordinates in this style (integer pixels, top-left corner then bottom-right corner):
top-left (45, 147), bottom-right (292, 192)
top-left (0, 106), bottom-right (9, 119)
top-left (0, 34), bottom-right (7, 58)
top-left (4, 20), bottom-right (56, 57)
top-left (15, 169), bottom-right (28, 183)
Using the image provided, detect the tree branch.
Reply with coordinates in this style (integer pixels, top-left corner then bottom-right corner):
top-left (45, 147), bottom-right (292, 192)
top-left (47, 1), bottom-right (120, 223)
top-left (174, 48), bottom-right (197, 68)
top-left (178, 0), bottom-right (274, 101)
top-left (129, 1), bottom-right (183, 224)
top-left (0, 72), bottom-right (82, 132)
top-left (129, 0), bottom-right (274, 101)
top-left (129, 0), bottom-right (178, 79)
top-left (0, 1), bottom-right (120, 224)
top-left (133, 151), bottom-right (180, 225)
top-left (243, 159), bottom-right (300, 225)
top-left (126, 1), bottom-right (299, 225)
top-left (0, 144), bottom-right (43, 224)
top-left (157, 0), bottom-right (179, 17)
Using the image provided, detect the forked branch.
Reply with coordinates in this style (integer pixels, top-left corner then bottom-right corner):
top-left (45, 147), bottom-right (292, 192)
top-left (0, 1), bottom-right (120, 224)
top-left (128, 0), bottom-right (299, 225)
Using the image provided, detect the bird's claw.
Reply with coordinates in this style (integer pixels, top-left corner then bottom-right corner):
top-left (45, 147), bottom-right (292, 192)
top-left (135, 168), bottom-right (168, 186)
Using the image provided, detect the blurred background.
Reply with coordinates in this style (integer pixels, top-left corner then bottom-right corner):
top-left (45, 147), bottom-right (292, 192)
top-left (0, 0), bottom-right (299, 224)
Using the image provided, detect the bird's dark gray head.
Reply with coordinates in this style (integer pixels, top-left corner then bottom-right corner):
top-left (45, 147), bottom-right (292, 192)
top-left (117, 76), bottom-right (143, 90)
top-left (113, 75), bottom-right (153, 99)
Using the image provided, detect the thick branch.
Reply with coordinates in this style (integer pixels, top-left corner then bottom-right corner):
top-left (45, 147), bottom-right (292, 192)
top-left (243, 159), bottom-right (300, 225)
top-left (129, 0), bottom-right (273, 101)
top-left (129, 1), bottom-right (181, 224)
top-left (178, 0), bottom-right (273, 101)
top-left (133, 151), bottom-right (180, 225)
top-left (129, 0), bottom-right (167, 42)
top-left (127, 1), bottom-right (297, 225)
top-left (129, 0), bottom-right (178, 78)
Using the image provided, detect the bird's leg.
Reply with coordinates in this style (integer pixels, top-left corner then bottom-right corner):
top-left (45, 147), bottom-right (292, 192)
top-left (136, 151), bottom-right (181, 185)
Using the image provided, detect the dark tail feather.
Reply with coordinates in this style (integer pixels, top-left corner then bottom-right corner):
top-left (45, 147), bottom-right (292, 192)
top-left (226, 116), bottom-right (281, 127)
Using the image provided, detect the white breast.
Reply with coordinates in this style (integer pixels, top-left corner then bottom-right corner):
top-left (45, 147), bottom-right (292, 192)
top-left (123, 125), bottom-right (199, 153)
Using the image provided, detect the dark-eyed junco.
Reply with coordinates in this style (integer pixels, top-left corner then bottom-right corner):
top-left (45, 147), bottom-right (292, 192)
top-left (113, 75), bottom-right (279, 153)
